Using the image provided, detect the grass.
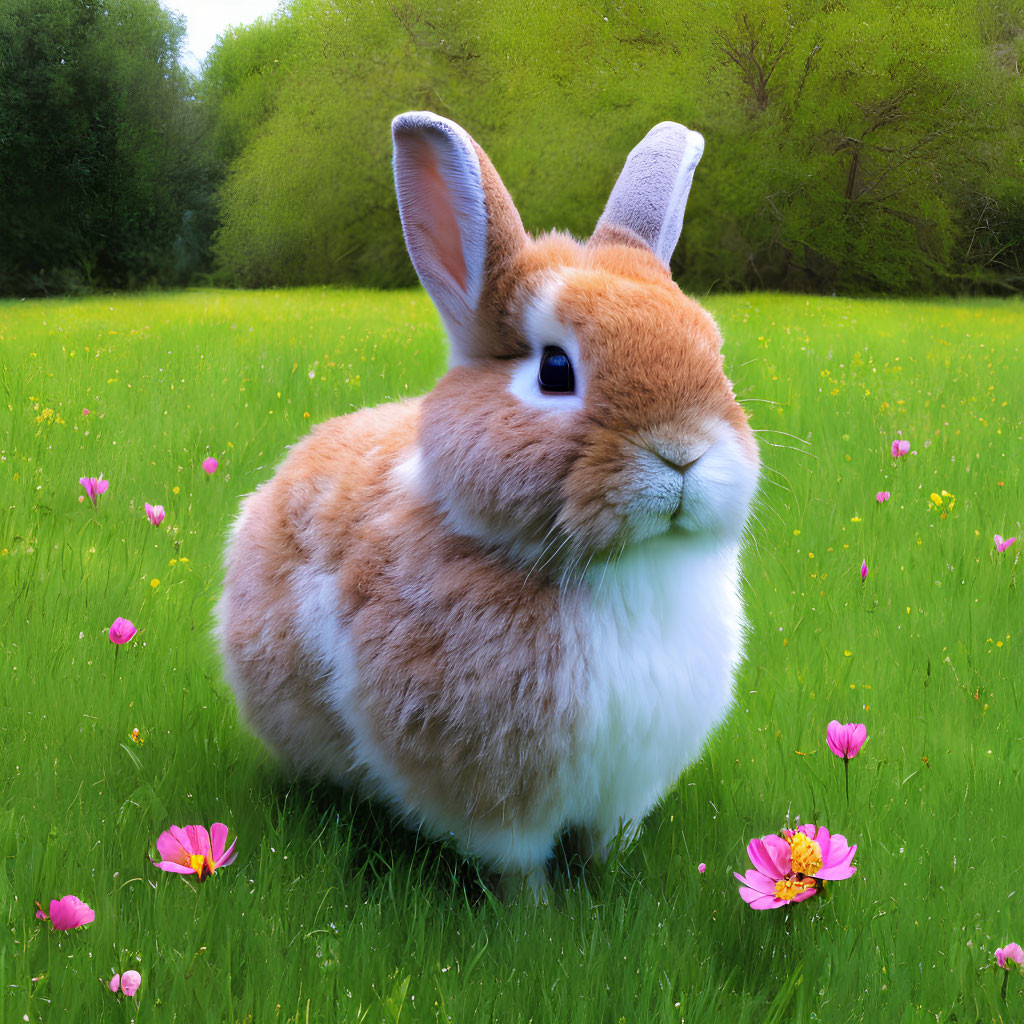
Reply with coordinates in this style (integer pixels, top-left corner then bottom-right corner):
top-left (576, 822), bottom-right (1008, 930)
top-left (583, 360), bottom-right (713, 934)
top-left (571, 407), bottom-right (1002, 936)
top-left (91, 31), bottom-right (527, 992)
top-left (1, 287), bottom-right (1022, 1023)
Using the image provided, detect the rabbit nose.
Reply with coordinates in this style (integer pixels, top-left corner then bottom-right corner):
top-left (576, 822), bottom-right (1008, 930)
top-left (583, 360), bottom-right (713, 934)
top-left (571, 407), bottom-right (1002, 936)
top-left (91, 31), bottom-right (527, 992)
top-left (654, 451), bottom-right (699, 475)
top-left (648, 441), bottom-right (707, 476)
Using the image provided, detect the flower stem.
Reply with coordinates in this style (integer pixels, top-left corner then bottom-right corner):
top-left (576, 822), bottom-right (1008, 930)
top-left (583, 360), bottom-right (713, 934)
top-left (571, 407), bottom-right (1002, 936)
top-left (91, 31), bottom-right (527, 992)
top-left (1001, 968), bottom-right (1009, 1003)
top-left (844, 756), bottom-right (850, 805)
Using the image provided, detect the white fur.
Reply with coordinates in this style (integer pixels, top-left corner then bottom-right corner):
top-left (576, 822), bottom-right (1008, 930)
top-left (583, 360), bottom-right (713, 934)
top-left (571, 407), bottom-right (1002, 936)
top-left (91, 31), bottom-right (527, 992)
top-left (508, 278), bottom-right (586, 413)
top-left (570, 532), bottom-right (744, 846)
top-left (281, 510), bottom-right (748, 874)
top-left (391, 448), bottom-right (425, 494)
top-left (672, 422), bottom-right (759, 540)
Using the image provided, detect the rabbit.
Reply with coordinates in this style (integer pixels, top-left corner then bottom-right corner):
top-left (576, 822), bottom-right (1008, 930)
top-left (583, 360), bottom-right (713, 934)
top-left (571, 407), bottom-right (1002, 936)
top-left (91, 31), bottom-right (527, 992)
top-left (216, 111), bottom-right (760, 892)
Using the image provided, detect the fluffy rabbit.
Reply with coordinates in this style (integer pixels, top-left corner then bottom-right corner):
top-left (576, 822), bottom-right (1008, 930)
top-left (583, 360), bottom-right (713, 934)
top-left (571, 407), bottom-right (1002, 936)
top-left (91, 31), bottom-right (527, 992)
top-left (216, 111), bottom-right (760, 890)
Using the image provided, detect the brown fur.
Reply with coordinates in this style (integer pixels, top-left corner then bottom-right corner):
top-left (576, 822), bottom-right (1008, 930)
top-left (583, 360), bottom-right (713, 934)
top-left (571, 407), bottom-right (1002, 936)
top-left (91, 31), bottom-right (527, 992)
top-left (219, 116), bottom-right (759, 872)
top-left (220, 396), bottom-right (585, 829)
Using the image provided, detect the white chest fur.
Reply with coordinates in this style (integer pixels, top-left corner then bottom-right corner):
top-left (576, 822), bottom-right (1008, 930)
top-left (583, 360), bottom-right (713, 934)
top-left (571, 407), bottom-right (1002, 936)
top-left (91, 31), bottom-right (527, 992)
top-left (568, 533), bottom-right (745, 839)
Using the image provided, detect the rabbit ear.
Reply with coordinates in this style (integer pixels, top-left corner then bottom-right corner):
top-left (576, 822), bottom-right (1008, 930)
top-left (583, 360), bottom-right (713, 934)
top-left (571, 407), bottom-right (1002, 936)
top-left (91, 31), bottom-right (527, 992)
top-left (590, 122), bottom-right (705, 268)
top-left (392, 111), bottom-right (527, 362)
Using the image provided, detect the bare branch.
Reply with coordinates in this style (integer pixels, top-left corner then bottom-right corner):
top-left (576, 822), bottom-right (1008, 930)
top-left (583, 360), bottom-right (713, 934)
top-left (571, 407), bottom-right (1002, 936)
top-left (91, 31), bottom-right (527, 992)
top-left (713, 12), bottom-right (792, 112)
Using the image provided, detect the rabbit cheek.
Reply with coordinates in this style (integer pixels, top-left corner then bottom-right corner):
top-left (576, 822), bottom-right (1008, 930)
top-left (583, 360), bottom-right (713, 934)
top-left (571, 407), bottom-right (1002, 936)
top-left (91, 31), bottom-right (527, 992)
top-left (556, 432), bottom-right (638, 555)
top-left (419, 369), bottom-right (581, 552)
top-left (671, 428), bottom-right (760, 540)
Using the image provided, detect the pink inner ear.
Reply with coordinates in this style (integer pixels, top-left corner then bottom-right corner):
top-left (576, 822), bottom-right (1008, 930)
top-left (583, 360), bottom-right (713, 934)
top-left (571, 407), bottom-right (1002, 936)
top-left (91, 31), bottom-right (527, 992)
top-left (407, 136), bottom-right (467, 291)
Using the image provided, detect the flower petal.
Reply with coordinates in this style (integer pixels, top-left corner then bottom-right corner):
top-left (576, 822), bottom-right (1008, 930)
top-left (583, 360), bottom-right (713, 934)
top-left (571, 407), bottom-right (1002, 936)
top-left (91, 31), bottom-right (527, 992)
top-left (761, 834), bottom-right (792, 876)
top-left (49, 895), bottom-right (94, 930)
top-left (746, 838), bottom-right (782, 879)
top-left (156, 829), bottom-right (189, 865)
top-left (217, 837), bottom-right (237, 868)
top-left (790, 886), bottom-right (818, 904)
top-left (209, 822), bottom-right (230, 863)
top-left (817, 840), bottom-right (857, 880)
top-left (152, 859), bottom-right (198, 874)
top-left (826, 721), bottom-right (845, 758)
top-left (734, 869), bottom-right (777, 895)
top-left (183, 824), bottom-right (211, 858)
top-left (743, 890), bottom-right (787, 909)
top-left (119, 970), bottom-right (142, 997)
top-left (849, 724), bottom-right (867, 756)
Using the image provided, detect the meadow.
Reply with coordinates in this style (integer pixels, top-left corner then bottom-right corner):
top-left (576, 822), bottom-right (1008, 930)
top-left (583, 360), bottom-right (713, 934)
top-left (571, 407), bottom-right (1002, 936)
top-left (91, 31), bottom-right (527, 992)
top-left (1, 287), bottom-right (1022, 1023)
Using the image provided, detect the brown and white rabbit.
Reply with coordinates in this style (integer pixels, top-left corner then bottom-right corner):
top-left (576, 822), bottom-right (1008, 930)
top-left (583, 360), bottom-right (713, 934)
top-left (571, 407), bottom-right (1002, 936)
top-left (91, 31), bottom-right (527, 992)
top-left (216, 112), bottom-right (760, 890)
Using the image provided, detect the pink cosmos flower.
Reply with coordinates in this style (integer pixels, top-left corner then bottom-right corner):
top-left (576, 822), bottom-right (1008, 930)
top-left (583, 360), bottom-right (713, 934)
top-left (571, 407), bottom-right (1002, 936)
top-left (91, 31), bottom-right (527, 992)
top-left (891, 439), bottom-right (910, 458)
top-left (994, 535), bottom-right (1017, 553)
top-left (79, 476), bottom-right (109, 506)
top-left (110, 970), bottom-right (142, 997)
top-left (153, 823), bottom-right (237, 882)
top-left (144, 502), bottom-right (165, 526)
top-left (876, 491), bottom-right (890, 503)
top-left (698, 862), bottom-right (706, 874)
top-left (82, 408), bottom-right (90, 416)
top-left (996, 943), bottom-right (1024, 969)
top-left (826, 721), bottom-right (867, 760)
top-left (735, 824), bottom-right (856, 909)
top-left (202, 457), bottom-right (218, 475)
top-left (108, 617), bottom-right (137, 645)
top-left (44, 894), bottom-right (95, 930)
top-left (860, 559), bottom-right (868, 580)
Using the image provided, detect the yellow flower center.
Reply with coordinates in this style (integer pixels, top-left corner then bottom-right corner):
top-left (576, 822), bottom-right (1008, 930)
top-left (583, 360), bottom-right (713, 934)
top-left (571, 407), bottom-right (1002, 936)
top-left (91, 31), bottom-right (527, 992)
top-left (786, 832), bottom-right (823, 876)
top-left (189, 853), bottom-right (214, 881)
top-left (774, 874), bottom-right (817, 901)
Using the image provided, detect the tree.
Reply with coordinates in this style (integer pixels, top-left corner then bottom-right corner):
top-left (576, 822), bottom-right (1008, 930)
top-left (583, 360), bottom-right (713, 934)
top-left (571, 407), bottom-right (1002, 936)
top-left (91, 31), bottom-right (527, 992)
top-left (0, 0), bottom-right (210, 293)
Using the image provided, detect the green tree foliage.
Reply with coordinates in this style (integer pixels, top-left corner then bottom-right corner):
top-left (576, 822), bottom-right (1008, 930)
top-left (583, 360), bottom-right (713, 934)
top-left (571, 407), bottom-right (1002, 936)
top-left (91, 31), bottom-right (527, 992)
top-left (205, 0), bottom-right (1024, 295)
top-left (0, 0), bottom-right (210, 293)
top-left (3, 0), bottom-right (1021, 295)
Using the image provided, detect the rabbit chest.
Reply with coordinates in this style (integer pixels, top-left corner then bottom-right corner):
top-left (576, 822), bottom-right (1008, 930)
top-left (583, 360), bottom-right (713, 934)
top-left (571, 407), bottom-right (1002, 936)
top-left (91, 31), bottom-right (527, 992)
top-left (568, 532), bottom-right (745, 832)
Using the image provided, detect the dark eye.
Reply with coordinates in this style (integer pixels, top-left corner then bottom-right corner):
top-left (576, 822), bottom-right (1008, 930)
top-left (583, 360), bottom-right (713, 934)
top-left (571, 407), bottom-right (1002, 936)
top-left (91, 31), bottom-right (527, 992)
top-left (538, 346), bottom-right (575, 394)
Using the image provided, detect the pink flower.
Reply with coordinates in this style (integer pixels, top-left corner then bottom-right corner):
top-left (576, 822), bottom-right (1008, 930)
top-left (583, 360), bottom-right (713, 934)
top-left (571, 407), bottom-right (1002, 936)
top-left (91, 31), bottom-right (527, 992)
top-left (82, 408), bottom-right (90, 416)
top-left (891, 439), bottom-right (910, 458)
top-left (144, 502), bottom-right (165, 526)
top-left (79, 476), bottom-right (109, 506)
top-left (876, 491), bottom-right (890, 503)
top-left (994, 534), bottom-right (1017, 553)
top-left (110, 970), bottom-right (142, 996)
top-left (202, 457), bottom-right (218, 475)
top-left (860, 559), bottom-right (868, 580)
top-left (734, 824), bottom-right (856, 910)
top-left (153, 823), bottom-right (237, 882)
top-left (826, 721), bottom-right (867, 760)
top-left (996, 943), bottom-right (1024, 969)
top-left (697, 862), bottom-right (706, 874)
top-left (45, 894), bottom-right (95, 930)
top-left (108, 617), bottom-right (137, 645)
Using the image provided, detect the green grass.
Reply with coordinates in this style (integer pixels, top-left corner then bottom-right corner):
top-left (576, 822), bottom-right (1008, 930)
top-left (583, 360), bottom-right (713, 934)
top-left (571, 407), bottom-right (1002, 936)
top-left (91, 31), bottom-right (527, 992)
top-left (1, 287), bottom-right (1022, 1023)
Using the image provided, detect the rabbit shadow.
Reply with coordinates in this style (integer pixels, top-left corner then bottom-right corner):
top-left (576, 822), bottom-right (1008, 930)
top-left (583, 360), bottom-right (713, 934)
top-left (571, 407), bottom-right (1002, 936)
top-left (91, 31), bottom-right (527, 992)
top-left (260, 766), bottom-right (602, 906)
top-left (260, 767), bottom-right (497, 904)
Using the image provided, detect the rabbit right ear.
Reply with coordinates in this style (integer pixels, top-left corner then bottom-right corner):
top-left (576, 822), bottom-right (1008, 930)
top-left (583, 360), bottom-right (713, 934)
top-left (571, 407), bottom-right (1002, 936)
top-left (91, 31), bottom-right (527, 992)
top-left (392, 112), bottom-right (527, 363)
top-left (590, 122), bottom-right (704, 269)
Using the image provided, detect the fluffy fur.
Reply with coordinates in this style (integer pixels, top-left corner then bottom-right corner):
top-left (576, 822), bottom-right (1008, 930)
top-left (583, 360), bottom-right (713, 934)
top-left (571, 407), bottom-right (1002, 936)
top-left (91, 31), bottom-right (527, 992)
top-left (216, 112), bottom-right (760, 883)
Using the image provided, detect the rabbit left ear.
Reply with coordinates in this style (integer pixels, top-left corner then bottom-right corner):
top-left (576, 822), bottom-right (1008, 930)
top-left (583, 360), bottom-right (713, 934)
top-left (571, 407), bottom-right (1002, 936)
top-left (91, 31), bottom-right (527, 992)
top-left (589, 122), bottom-right (704, 269)
top-left (392, 111), bottom-right (527, 363)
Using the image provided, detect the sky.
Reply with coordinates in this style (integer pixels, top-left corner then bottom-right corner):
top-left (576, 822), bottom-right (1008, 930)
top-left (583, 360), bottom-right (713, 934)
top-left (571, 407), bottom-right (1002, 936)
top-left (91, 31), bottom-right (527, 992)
top-left (164, 0), bottom-right (284, 74)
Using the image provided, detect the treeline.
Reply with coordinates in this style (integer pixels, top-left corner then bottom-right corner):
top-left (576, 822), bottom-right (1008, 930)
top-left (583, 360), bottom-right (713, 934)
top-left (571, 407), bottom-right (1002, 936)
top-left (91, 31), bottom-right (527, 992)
top-left (3, 0), bottom-right (1023, 296)
top-left (0, 0), bottom-right (214, 292)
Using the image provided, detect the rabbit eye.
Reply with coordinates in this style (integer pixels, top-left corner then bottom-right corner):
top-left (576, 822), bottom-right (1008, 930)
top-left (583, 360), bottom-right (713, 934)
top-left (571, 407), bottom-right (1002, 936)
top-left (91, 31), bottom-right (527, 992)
top-left (538, 346), bottom-right (575, 394)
